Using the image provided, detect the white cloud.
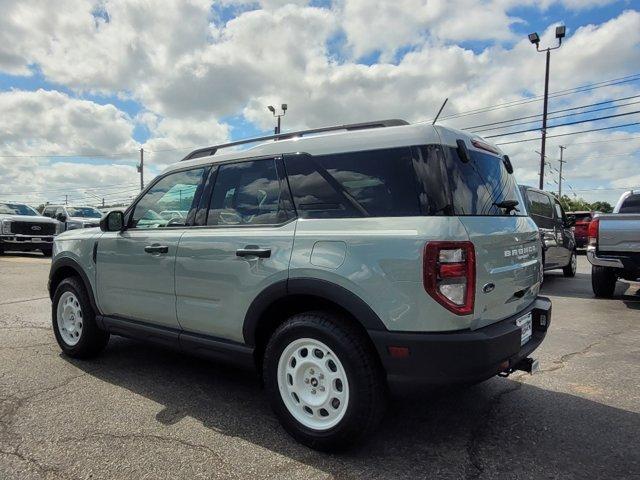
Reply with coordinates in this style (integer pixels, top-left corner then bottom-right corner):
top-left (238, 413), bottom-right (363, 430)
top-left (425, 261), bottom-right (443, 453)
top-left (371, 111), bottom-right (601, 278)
top-left (0, 1), bottom-right (638, 205)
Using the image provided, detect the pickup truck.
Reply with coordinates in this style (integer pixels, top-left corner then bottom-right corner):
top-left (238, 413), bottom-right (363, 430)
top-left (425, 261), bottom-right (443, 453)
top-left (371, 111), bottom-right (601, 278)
top-left (587, 190), bottom-right (640, 297)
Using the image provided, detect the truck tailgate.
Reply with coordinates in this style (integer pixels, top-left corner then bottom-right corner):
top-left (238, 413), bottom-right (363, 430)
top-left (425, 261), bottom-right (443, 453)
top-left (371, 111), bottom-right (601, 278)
top-left (598, 214), bottom-right (640, 253)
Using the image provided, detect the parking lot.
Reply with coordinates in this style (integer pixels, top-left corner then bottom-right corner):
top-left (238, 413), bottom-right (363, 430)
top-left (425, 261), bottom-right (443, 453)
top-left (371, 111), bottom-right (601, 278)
top-left (0, 253), bottom-right (638, 479)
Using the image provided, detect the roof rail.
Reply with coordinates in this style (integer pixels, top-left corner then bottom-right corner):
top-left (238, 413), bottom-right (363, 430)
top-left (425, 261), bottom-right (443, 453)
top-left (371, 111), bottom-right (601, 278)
top-left (181, 119), bottom-right (409, 161)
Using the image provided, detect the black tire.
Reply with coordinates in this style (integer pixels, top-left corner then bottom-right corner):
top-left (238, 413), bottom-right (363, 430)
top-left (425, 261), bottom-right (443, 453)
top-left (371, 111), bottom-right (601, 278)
top-left (591, 266), bottom-right (617, 298)
top-left (41, 248), bottom-right (53, 257)
top-left (263, 311), bottom-right (387, 451)
top-left (563, 250), bottom-right (577, 277)
top-left (52, 277), bottom-right (109, 358)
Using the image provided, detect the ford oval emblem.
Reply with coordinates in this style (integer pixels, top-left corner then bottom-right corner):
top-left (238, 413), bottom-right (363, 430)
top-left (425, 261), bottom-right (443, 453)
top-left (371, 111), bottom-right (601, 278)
top-left (483, 283), bottom-right (495, 294)
top-left (31, 225), bottom-right (41, 231)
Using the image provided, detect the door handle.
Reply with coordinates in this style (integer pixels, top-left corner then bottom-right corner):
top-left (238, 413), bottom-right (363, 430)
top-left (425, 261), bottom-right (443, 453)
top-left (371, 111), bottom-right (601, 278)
top-left (144, 244), bottom-right (169, 254)
top-left (236, 246), bottom-right (271, 258)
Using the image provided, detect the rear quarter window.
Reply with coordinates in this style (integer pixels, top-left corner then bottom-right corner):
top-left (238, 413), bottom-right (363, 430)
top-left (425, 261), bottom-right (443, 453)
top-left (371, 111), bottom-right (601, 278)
top-left (284, 148), bottom-right (424, 218)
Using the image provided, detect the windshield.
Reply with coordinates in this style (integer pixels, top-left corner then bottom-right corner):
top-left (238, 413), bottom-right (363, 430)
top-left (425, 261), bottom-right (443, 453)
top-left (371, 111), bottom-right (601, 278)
top-left (0, 203), bottom-right (39, 216)
top-left (67, 207), bottom-right (102, 218)
top-left (442, 147), bottom-right (524, 216)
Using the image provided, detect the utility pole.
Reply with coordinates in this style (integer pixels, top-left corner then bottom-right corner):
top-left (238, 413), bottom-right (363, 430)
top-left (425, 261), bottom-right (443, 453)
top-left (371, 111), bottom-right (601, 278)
top-left (138, 148), bottom-right (144, 191)
top-left (528, 25), bottom-right (566, 190)
top-left (558, 145), bottom-right (566, 197)
top-left (65, 195), bottom-right (68, 205)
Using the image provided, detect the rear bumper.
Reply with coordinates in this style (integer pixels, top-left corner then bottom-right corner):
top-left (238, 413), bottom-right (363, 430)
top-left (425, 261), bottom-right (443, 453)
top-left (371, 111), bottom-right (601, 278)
top-left (586, 246), bottom-right (640, 274)
top-left (0, 235), bottom-right (54, 251)
top-left (370, 296), bottom-right (551, 385)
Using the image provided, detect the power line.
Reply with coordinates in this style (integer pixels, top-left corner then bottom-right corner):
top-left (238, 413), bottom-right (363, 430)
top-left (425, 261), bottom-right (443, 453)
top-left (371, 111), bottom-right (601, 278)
top-left (486, 110), bottom-right (640, 139)
top-left (470, 98), bottom-right (640, 134)
top-left (464, 94), bottom-right (640, 131)
top-left (496, 121), bottom-right (640, 145)
top-left (0, 183), bottom-right (140, 196)
top-left (435, 73), bottom-right (640, 121)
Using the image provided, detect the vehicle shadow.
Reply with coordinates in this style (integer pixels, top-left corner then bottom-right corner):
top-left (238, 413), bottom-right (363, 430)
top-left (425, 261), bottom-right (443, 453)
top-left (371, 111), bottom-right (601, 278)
top-left (63, 340), bottom-right (640, 479)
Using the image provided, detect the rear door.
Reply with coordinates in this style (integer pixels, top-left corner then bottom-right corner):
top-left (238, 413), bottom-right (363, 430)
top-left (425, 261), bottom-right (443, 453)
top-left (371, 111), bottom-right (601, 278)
top-left (552, 198), bottom-right (573, 265)
top-left (96, 166), bottom-right (207, 328)
top-left (441, 143), bottom-right (541, 327)
top-left (174, 157), bottom-right (296, 343)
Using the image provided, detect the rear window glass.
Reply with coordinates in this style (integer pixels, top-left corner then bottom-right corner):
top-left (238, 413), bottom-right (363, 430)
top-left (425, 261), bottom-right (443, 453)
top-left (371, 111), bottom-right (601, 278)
top-left (442, 147), bottom-right (524, 216)
top-left (619, 194), bottom-right (640, 213)
top-left (284, 148), bottom-right (423, 218)
top-left (527, 191), bottom-right (554, 218)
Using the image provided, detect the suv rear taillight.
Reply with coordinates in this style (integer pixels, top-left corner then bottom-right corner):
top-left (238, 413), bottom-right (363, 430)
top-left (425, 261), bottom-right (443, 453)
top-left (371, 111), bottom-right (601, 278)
top-left (423, 241), bottom-right (475, 315)
top-left (588, 218), bottom-right (599, 247)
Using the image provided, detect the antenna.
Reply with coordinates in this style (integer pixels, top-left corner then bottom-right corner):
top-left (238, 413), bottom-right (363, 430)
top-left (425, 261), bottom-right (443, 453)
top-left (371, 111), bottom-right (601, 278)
top-left (432, 98), bottom-right (448, 125)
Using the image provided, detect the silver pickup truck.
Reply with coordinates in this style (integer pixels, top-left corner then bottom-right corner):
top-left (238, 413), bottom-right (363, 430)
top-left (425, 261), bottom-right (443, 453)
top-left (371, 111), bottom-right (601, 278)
top-left (587, 190), bottom-right (640, 297)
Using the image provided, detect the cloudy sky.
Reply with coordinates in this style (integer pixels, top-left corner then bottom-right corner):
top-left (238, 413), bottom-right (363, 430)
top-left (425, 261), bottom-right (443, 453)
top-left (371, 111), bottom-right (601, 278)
top-left (0, 0), bottom-right (639, 207)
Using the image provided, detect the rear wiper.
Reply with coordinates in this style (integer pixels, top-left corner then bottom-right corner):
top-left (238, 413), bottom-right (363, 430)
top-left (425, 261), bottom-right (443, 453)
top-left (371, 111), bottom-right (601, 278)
top-left (493, 200), bottom-right (520, 214)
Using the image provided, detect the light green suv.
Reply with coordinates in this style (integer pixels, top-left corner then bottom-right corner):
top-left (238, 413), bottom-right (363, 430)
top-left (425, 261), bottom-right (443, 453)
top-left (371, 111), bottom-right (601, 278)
top-left (49, 120), bottom-right (551, 451)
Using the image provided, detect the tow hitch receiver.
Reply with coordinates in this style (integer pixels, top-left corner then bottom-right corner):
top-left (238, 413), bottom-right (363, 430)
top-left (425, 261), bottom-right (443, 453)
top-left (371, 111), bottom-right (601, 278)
top-left (498, 357), bottom-right (539, 377)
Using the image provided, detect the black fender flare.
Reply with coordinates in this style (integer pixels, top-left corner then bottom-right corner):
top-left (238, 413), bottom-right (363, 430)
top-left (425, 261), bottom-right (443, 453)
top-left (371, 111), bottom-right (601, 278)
top-left (242, 277), bottom-right (388, 346)
top-left (49, 257), bottom-right (100, 314)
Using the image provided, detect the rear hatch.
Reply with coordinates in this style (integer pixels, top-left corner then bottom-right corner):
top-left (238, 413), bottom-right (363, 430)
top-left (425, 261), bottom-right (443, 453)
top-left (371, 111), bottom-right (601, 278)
top-left (438, 136), bottom-right (542, 329)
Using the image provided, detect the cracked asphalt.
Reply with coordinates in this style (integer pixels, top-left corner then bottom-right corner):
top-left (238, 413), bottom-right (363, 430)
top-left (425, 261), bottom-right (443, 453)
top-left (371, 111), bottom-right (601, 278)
top-left (0, 252), bottom-right (639, 479)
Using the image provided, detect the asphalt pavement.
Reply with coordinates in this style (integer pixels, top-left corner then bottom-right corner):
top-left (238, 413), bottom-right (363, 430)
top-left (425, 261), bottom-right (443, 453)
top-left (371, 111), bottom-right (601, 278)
top-left (0, 252), bottom-right (638, 479)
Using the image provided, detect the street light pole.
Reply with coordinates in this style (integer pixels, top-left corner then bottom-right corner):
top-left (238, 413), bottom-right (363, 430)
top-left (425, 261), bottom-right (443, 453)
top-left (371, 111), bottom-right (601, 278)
top-left (267, 104), bottom-right (288, 135)
top-left (528, 25), bottom-right (566, 190)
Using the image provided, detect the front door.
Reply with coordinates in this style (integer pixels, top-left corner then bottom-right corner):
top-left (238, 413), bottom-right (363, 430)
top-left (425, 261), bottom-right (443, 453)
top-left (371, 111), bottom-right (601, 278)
top-left (96, 166), bottom-right (208, 328)
top-left (175, 158), bottom-right (296, 343)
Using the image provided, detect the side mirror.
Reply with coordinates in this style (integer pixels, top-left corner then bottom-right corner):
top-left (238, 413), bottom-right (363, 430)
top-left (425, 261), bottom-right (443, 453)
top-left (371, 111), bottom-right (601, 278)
top-left (56, 213), bottom-right (67, 222)
top-left (100, 211), bottom-right (124, 232)
top-left (565, 214), bottom-right (576, 227)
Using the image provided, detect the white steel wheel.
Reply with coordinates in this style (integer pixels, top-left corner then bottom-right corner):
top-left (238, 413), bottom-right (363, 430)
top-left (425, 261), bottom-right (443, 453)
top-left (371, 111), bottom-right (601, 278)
top-left (277, 338), bottom-right (350, 431)
top-left (56, 291), bottom-right (84, 346)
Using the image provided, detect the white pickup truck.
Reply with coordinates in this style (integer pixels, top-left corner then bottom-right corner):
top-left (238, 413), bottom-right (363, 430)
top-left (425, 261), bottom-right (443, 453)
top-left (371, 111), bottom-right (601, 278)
top-left (587, 190), bottom-right (640, 297)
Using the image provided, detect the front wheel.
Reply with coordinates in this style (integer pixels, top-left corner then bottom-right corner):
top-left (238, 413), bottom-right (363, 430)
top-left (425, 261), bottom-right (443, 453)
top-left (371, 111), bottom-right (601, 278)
top-left (563, 250), bottom-right (577, 277)
top-left (263, 312), bottom-right (386, 451)
top-left (592, 266), bottom-right (617, 298)
top-left (52, 277), bottom-right (109, 358)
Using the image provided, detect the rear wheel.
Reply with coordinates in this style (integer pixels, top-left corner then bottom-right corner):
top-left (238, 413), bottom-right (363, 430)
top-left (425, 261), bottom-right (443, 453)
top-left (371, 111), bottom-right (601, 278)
top-left (563, 250), bottom-right (577, 277)
top-left (52, 277), bottom-right (109, 358)
top-left (263, 311), bottom-right (386, 451)
top-left (592, 266), bottom-right (617, 298)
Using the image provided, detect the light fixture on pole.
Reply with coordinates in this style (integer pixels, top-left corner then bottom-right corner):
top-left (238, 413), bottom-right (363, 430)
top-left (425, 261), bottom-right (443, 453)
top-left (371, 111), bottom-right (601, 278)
top-left (529, 25), bottom-right (566, 190)
top-left (267, 104), bottom-right (288, 135)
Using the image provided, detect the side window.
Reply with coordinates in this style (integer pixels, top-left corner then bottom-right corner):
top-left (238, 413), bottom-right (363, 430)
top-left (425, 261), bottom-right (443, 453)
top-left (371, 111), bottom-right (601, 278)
top-left (528, 191), bottom-right (553, 218)
top-left (207, 159), bottom-right (286, 226)
top-left (42, 207), bottom-right (54, 218)
top-left (284, 148), bottom-right (421, 219)
top-left (554, 201), bottom-right (565, 222)
top-left (130, 168), bottom-right (206, 229)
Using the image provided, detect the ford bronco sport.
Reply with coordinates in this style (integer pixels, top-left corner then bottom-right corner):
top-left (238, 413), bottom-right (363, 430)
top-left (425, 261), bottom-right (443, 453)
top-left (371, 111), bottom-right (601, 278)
top-left (49, 120), bottom-right (551, 451)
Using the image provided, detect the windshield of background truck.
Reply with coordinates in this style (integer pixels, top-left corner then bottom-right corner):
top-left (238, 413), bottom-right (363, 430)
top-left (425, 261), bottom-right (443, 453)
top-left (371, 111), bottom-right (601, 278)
top-left (619, 194), bottom-right (640, 213)
top-left (0, 203), bottom-right (39, 216)
top-left (67, 207), bottom-right (102, 218)
top-left (442, 147), bottom-right (525, 216)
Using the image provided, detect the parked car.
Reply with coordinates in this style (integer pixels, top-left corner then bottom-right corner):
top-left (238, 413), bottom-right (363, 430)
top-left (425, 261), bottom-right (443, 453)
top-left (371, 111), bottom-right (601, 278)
top-left (587, 190), bottom-right (640, 297)
top-left (42, 205), bottom-right (103, 231)
top-left (567, 211), bottom-right (597, 249)
top-left (0, 202), bottom-right (58, 256)
top-left (48, 120), bottom-right (551, 450)
top-left (519, 186), bottom-right (577, 278)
